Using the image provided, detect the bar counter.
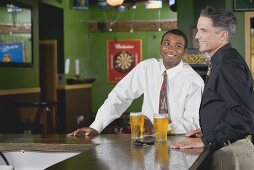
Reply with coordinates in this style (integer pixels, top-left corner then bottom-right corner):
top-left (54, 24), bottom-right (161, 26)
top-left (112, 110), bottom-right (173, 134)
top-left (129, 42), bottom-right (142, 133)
top-left (0, 134), bottom-right (96, 152)
top-left (0, 134), bottom-right (210, 170)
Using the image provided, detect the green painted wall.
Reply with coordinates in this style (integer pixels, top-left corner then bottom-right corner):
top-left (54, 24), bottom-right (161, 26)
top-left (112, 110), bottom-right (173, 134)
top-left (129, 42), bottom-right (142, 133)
top-left (0, 0), bottom-right (248, 117)
top-left (90, 31), bottom-right (164, 113)
top-left (86, 3), bottom-right (176, 113)
top-left (63, 1), bottom-right (91, 79)
top-left (177, 0), bottom-right (194, 48)
top-left (226, 0), bottom-right (245, 57)
top-left (23, 0), bottom-right (176, 114)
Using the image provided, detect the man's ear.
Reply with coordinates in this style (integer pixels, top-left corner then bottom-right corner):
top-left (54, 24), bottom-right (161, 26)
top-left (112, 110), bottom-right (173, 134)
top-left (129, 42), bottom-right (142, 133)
top-left (184, 48), bottom-right (187, 52)
top-left (221, 31), bottom-right (229, 40)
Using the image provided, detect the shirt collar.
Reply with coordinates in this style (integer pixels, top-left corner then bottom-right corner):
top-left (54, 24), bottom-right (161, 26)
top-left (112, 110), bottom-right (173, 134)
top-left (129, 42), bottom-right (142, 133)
top-left (160, 59), bottom-right (183, 79)
top-left (211, 43), bottom-right (232, 68)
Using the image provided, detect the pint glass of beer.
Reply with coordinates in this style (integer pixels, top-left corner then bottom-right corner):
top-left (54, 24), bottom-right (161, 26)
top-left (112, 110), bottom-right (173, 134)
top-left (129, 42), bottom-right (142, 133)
top-left (154, 113), bottom-right (168, 141)
top-left (155, 141), bottom-right (169, 167)
top-left (130, 112), bottom-right (144, 140)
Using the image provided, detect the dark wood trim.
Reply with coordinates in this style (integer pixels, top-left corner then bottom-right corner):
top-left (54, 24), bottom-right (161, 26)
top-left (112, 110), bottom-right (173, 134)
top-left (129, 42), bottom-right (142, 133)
top-left (189, 148), bottom-right (212, 170)
top-left (87, 20), bottom-right (177, 32)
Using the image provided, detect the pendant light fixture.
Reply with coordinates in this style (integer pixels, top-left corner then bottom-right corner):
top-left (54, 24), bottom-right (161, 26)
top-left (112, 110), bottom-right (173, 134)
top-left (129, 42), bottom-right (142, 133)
top-left (106, 0), bottom-right (124, 6)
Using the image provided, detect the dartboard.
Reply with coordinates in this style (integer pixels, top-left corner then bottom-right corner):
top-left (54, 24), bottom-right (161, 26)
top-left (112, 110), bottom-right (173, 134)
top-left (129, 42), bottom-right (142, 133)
top-left (113, 51), bottom-right (135, 73)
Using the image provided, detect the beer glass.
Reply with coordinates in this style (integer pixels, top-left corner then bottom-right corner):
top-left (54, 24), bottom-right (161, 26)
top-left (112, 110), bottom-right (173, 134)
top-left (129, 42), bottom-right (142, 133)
top-left (155, 141), bottom-right (169, 168)
top-left (154, 113), bottom-right (168, 141)
top-left (130, 112), bottom-right (144, 140)
top-left (131, 145), bottom-right (145, 167)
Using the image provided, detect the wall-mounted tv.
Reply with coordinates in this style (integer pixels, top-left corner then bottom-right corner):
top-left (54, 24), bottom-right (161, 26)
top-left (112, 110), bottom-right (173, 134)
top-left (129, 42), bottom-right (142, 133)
top-left (0, 0), bottom-right (33, 67)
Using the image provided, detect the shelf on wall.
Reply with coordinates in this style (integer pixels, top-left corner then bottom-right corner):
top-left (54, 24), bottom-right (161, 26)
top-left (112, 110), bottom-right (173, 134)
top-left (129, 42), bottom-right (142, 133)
top-left (86, 19), bottom-right (177, 32)
top-left (0, 24), bottom-right (31, 34)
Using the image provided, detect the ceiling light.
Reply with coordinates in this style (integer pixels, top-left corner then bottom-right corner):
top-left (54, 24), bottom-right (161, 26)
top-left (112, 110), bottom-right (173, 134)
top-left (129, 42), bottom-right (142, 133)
top-left (106, 0), bottom-right (124, 6)
top-left (145, 0), bottom-right (162, 9)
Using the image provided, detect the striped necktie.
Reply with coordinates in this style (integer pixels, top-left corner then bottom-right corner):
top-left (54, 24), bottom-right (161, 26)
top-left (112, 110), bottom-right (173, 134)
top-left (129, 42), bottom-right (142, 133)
top-left (205, 61), bottom-right (212, 83)
top-left (159, 71), bottom-right (168, 114)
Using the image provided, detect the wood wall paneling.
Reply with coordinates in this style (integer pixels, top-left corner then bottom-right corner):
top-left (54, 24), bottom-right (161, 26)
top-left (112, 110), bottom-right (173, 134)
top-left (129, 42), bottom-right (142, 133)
top-left (57, 86), bottom-right (92, 133)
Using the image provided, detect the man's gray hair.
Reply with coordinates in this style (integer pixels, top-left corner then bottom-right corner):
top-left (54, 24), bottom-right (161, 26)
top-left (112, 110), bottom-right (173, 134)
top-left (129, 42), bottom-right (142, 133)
top-left (200, 6), bottom-right (237, 40)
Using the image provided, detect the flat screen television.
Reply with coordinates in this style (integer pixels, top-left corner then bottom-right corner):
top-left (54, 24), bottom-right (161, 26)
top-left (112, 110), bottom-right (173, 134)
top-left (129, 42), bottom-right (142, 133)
top-left (0, 0), bottom-right (33, 67)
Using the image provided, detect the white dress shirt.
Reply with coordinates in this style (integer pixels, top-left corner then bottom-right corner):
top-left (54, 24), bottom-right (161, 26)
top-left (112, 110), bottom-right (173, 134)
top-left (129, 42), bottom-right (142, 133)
top-left (90, 58), bottom-right (204, 134)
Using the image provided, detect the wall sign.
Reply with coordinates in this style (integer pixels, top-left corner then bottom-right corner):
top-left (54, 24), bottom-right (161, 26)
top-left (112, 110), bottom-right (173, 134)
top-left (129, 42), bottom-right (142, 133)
top-left (107, 39), bottom-right (142, 83)
top-left (0, 42), bottom-right (24, 63)
top-left (234, 0), bottom-right (254, 11)
top-left (73, 0), bottom-right (89, 9)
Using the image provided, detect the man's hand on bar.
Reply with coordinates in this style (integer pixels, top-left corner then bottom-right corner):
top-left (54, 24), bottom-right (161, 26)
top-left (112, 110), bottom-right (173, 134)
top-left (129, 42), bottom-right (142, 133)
top-left (170, 137), bottom-right (204, 149)
top-left (68, 127), bottom-right (99, 137)
top-left (178, 148), bottom-right (204, 155)
top-left (185, 128), bottom-right (203, 138)
top-left (144, 116), bottom-right (155, 135)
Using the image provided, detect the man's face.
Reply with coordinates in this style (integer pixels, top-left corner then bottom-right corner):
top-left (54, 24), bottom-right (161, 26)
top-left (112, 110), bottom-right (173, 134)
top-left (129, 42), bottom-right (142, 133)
top-left (3, 54), bottom-right (10, 62)
top-left (160, 33), bottom-right (186, 69)
top-left (195, 16), bottom-right (224, 56)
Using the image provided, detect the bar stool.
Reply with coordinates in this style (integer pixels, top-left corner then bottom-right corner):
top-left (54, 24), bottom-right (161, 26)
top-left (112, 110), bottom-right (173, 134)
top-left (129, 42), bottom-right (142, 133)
top-left (17, 101), bottom-right (57, 134)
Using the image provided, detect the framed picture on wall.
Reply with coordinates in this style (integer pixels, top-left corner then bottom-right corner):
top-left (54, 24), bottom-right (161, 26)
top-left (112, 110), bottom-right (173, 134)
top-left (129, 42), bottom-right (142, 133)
top-left (234, 0), bottom-right (254, 11)
top-left (0, 0), bottom-right (33, 67)
top-left (107, 39), bottom-right (142, 83)
top-left (72, 0), bottom-right (89, 9)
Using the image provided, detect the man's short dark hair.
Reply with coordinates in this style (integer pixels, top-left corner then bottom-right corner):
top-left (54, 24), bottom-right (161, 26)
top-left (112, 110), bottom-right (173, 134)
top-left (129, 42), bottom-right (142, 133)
top-left (161, 29), bottom-right (188, 49)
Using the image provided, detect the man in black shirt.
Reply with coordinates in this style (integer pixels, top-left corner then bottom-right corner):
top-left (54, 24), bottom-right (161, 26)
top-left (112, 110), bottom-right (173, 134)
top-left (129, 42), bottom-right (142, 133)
top-left (171, 6), bottom-right (254, 169)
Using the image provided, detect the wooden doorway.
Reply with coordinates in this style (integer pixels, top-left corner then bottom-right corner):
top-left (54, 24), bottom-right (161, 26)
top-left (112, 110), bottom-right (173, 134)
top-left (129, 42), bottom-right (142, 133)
top-left (39, 40), bottom-right (57, 102)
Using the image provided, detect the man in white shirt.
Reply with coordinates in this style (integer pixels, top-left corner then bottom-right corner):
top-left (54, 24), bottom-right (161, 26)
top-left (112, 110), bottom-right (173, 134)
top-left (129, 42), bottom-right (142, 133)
top-left (69, 29), bottom-right (204, 137)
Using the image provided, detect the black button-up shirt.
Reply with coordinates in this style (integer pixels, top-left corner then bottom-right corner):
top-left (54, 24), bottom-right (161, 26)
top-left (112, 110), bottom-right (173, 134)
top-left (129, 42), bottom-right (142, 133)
top-left (200, 43), bottom-right (254, 150)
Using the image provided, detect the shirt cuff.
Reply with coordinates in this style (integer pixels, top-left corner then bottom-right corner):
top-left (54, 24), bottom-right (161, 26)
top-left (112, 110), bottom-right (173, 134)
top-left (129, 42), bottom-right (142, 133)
top-left (89, 120), bottom-right (104, 134)
top-left (201, 130), bottom-right (227, 150)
